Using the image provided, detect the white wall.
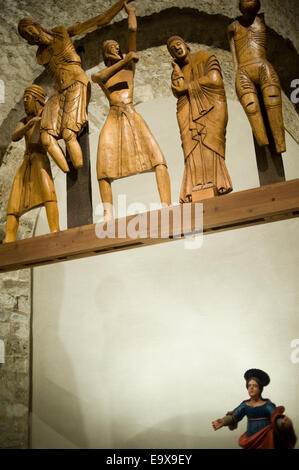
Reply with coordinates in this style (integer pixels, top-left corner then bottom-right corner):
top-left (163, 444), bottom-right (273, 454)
top-left (31, 97), bottom-right (299, 449)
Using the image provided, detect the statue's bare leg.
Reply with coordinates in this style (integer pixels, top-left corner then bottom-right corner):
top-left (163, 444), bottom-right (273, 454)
top-left (236, 69), bottom-right (269, 147)
top-left (44, 201), bottom-right (60, 232)
top-left (41, 131), bottom-right (70, 173)
top-left (239, 91), bottom-right (269, 146)
top-left (99, 178), bottom-right (114, 222)
top-left (62, 129), bottom-right (83, 169)
top-left (262, 85), bottom-right (286, 153)
top-left (3, 214), bottom-right (19, 243)
top-left (155, 164), bottom-right (171, 206)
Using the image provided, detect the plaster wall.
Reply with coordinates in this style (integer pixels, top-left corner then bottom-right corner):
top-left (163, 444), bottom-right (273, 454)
top-left (31, 96), bottom-right (299, 449)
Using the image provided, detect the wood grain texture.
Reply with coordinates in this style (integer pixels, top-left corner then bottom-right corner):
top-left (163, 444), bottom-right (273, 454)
top-left (0, 179), bottom-right (298, 273)
top-left (227, 1), bottom-right (286, 154)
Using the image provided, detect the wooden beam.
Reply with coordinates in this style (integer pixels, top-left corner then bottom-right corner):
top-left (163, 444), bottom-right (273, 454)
top-left (66, 46), bottom-right (93, 229)
top-left (0, 179), bottom-right (298, 273)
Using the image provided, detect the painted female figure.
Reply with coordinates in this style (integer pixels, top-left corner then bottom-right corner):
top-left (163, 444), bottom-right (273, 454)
top-left (212, 369), bottom-right (297, 449)
top-left (92, 2), bottom-right (171, 221)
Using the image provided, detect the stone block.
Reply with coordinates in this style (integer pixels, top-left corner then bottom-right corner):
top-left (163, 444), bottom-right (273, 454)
top-left (0, 293), bottom-right (17, 310)
top-left (0, 322), bottom-right (10, 337)
top-left (10, 322), bottom-right (29, 339)
top-left (10, 312), bottom-right (27, 323)
top-left (0, 310), bottom-right (11, 322)
top-left (6, 404), bottom-right (28, 418)
top-left (16, 295), bottom-right (30, 315)
top-left (6, 337), bottom-right (29, 357)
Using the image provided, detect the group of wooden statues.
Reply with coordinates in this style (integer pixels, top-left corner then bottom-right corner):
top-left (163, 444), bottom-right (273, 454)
top-left (3, 0), bottom-right (286, 242)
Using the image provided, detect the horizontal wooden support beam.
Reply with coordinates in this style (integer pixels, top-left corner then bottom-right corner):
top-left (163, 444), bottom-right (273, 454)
top-left (0, 179), bottom-right (298, 273)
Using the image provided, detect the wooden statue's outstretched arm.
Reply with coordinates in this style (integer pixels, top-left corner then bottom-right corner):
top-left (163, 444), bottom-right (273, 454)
top-left (67, 0), bottom-right (136, 37)
top-left (92, 52), bottom-right (137, 84)
top-left (125, 1), bottom-right (137, 53)
top-left (11, 117), bottom-right (40, 142)
top-left (227, 23), bottom-right (238, 74)
top-left (12, 121), bottom-right (27, 142)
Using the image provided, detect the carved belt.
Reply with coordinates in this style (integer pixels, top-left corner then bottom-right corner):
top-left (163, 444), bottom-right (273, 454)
top-left (248, 417), bottom-right (270, 421)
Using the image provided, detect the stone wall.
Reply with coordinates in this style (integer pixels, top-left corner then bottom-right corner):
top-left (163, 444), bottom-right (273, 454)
top-left (0, 0), bottom-right (298, 449)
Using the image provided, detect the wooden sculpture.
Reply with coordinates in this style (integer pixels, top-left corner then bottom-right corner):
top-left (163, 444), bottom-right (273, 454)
top-left (167, 36), bottom-right (233, 203)
top-left (227, 0), bottom-right (286, 153)
top-left (3, 85), bottom-right (59, 243)
top-left (17, 0), bottom-right (136, 173)
top-left (92, 1), bottom-right (171, 221)
top-left (212, 369), bottom-right (297, 449)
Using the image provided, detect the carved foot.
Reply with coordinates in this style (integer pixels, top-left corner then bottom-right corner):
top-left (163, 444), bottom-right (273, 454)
top-left (104, 211), bottom-right (114, 223)
top-left (191, 185), bottom-right (217, 202)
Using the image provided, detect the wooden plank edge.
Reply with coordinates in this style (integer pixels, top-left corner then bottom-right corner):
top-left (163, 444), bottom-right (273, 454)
top-left (0, 179), bottom-right (298, 273)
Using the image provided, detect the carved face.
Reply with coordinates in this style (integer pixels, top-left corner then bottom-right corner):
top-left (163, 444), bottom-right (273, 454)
top-left (105, 41), bottom-right (122, 63)
top-left (247, 379), bottom-right (261, 399)
top-left (239, 0), bottom-right (261, 15)
top-left (168, 38), bottom-right (189, 62)
top-left (23, 93), bottom-right (36, 116)
top-left (22, 23), bottom-right (51, 45)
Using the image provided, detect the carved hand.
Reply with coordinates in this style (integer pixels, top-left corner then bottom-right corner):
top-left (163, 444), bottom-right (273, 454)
top-left (171, 59), bottom-right (181, 70)
top-left (171, 83), bottom-right (188, 95)
top-left (27, 116), bottom-right (42, 128)
top-left (281, 416), bottom-right (292, 430)
top-left (212, 419), bottom-right (224, 431)
top-left (124, 0), bottom-right (136, 13)
top-left (91, 72), bottom-right (100, 84)
top-left (125, 51), bottom-right (139, 64)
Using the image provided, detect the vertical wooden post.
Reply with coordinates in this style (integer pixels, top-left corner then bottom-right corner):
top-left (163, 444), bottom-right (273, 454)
top-left (66, 46), bottom-right (93, 229)
top-left (254, 87), bottom-right (286, 186)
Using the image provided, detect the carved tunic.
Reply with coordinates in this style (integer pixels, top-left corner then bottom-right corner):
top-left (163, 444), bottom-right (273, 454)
top-left (37, 26), bottom-right (89, 137)
top-left (97, 68), bottom-right (167, 181)
top-left (7, 117), bottom-right (56, 217)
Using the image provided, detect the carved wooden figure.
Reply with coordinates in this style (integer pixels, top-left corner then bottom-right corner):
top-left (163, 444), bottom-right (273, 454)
top-left (3, 85), bottom-right (59, 243)
top-left (167, 36), bottom-right (233, 203)
top-left (17, 0), bottom-right (135, 174)
top-left (227, 0), bottom-right (286, 153)
top-left (92, 2), bottom-right (171, 221)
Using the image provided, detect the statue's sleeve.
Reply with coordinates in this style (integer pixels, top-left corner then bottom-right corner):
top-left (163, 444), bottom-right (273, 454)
top-left (226, 402), bottom-right (246, 430)
top-left (204, 54), bottom-right (223, 78)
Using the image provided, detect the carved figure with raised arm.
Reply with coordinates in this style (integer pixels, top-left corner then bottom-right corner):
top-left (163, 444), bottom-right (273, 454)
top-left (17, 0), bottom-right (136, 173)
top-left (167, 36), bottom-right (232, 203)
top-left (92, 1), bottom-right (171, 221)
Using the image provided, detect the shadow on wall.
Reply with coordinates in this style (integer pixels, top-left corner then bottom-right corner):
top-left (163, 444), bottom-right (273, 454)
top-left (123, 412), bottom-right (240, 449)
top-left (32, 263), bottom-right (88, 448)
top-left (1, 7), bottom-right (298, 165)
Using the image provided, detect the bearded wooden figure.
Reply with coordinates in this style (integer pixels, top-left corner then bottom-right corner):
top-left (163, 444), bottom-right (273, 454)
top-left (92, 2), bottom-right (171, 221)
top-left (17, 0), bottom-right (136, 174)
top-left (167, 36), bottom-right (233, 203)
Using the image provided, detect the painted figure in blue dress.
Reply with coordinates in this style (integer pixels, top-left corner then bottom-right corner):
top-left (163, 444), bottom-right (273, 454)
top-left (212, 369), bottom-right (297, 449)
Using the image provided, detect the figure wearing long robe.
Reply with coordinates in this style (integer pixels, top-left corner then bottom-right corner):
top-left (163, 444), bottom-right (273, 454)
top-left (171, 50), bottom-right (233, 203)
